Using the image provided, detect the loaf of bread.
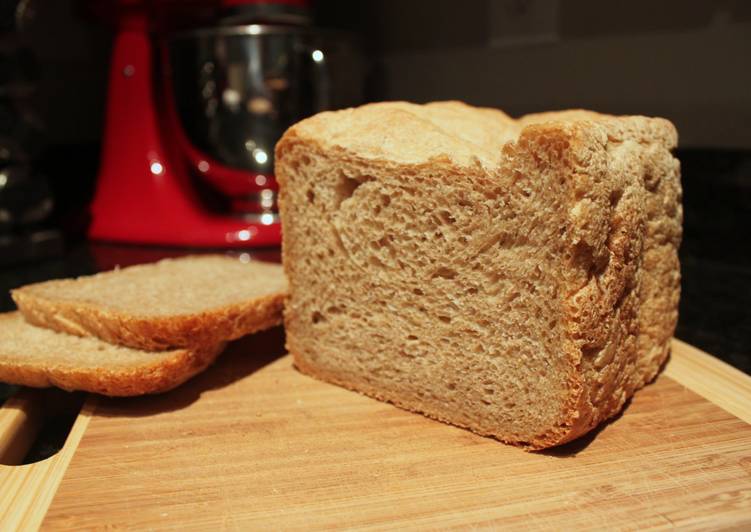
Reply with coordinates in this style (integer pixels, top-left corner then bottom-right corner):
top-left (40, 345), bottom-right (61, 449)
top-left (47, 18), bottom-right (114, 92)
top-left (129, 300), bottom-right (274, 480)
top-left (12, 255), bottom-right (287, 351)
top-left (0, 312), bottom-right (224, 396)
top-left (276, 101), bottom-right (682, 449)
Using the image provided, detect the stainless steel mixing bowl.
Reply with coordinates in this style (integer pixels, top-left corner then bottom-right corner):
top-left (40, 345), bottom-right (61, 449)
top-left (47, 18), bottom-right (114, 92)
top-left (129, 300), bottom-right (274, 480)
top-left (166, 24), bottom-right (363, 178)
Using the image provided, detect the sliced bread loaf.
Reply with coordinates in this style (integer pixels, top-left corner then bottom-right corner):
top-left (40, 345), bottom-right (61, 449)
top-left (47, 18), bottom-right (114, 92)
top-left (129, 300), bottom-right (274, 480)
top-left (0, 312), bottom-right (224, 396)
top-left (276, 101), bottom-right (682, 450)
top-left (12, 255), bottom-right (287, 351)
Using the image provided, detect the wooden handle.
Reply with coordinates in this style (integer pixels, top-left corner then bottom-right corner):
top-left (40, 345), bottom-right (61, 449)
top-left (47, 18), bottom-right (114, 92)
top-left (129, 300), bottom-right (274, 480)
top-left (665, 338), bottom-right (751, 423)
top-left (0, 389), bottom-right (45, 465)
top-left (0, 394), bottom-right (96, 531)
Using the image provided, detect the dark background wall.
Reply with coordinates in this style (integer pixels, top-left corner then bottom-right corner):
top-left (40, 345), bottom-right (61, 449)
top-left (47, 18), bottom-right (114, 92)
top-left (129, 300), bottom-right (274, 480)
top-left (318, 0), bottom-right (751, 149)
top-left (10, 1), bottom-right (110, 146)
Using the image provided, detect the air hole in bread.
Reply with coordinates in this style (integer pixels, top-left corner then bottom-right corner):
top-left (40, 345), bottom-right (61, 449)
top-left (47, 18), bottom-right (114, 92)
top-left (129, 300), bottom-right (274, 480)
top-left (435, 210), bottom-right (455, 225)
top-left (581, 345), bottom-right (601, 359)
top-left (609, 188), bottom-right (623, 207)
top-left (306, 189), bottom-right (315, 204)
top-left (432, 267), bottom-right (457, 280)
top-left (334, 173), bottom-right (371, 208)
top-left (311, 311), bottom-right (325, 324)
top-left (438, 315), bottom-right (452, 323)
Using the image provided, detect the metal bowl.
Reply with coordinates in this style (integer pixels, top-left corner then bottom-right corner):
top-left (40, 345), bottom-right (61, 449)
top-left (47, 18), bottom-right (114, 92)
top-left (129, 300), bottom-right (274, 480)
top-left (166, 24), bottom-right (363, 177)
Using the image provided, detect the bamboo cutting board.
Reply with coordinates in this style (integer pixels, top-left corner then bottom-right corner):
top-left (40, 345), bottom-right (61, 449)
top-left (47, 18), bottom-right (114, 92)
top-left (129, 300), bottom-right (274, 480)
top-left (3, 336), bottom-right (751, 530)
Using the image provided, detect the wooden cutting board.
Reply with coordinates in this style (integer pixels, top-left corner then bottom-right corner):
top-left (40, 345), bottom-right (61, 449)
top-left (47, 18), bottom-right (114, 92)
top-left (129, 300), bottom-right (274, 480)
top-left (2, 336), bottom-right (751, 530)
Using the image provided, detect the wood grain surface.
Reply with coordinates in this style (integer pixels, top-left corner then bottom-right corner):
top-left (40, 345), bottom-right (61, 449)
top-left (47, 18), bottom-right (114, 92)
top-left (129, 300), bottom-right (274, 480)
top-left (0, 399), bottom-right (94, 531)
top-left (665, 339), bottom-right (751, 424)
top-left (30, 333), bottom-right (751, 531)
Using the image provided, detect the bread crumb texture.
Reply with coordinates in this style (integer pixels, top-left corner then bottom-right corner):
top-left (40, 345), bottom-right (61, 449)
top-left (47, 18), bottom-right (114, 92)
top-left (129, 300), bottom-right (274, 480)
top-left (276, 101), bottom-right (682, 449)
top-left (12, 255), bottom-right (288, 350)
top-left (0, 312), bottom-right (224, 396)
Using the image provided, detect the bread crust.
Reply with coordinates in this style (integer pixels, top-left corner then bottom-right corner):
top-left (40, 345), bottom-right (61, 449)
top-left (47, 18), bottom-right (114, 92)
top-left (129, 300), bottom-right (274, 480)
top-left (13, 289), bottom-right (285, 351)
top-left (11, 256), bottom-right (287, 350)
top-left (0, 312), bottom-right (225, 396)
top-left (0, 344), bottom-right (224, 396)
top-left (277, 101), bottom-right (681, 450)
top-left (516, 117), bottom-right (681, 447)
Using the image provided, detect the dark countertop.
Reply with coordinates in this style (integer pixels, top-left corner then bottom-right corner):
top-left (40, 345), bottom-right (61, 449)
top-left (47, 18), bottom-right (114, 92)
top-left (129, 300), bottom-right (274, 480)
top-left (0, 150), bottom-right (749, 378)
top-left (674, 150), bottom-right (751, 373)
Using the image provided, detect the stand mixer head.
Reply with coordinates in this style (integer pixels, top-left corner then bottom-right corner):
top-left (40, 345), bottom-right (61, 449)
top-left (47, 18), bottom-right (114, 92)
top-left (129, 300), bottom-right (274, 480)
top-left (89, 0), bottom-right (354, 247)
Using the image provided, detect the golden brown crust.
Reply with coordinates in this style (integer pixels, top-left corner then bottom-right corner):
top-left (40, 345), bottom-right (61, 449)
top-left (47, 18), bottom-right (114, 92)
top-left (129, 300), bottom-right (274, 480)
top-left (0, 312), bottom-right (225, 396)
top-left (11, 256), bottom-right (287, 350)
top-left (492, 117), bottom-right (680, 449)
top-left (13, 290), bottom-right (285, 351)
top-left (286, 100), bottom-right (518, 169)
top-left (0, 343), bottom-right (224, 396)
top-left (278, 101), bottom-right (681, 450)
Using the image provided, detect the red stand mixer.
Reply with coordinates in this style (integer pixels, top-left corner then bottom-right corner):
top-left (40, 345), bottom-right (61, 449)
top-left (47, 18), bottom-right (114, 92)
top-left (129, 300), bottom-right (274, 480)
top-left (90, 0), bottom-right (333, 247)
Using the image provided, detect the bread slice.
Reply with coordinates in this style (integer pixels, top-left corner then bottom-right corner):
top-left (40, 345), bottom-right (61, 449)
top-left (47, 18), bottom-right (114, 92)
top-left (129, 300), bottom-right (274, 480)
top-left (0, 312), bottom-right (224, 396)
top-left (275, 101), bottom-right (682, 450)
top-left (12, 255), bottom-right (287, 351)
